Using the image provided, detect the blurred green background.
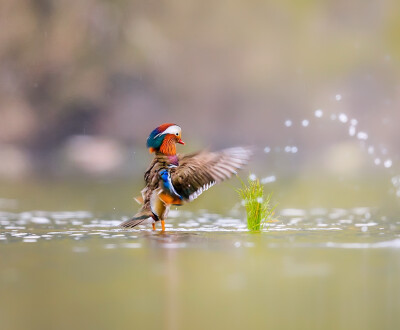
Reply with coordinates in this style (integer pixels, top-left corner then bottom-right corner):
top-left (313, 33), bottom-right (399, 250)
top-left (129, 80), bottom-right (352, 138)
top-left (1, 0), bottom-right (400, 212)
top-left (0, 0), bottom-right (399, 182)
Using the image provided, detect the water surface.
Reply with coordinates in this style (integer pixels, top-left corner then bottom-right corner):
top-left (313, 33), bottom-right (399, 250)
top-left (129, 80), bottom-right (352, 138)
top-left (1, 205), bottom-right (400, 330)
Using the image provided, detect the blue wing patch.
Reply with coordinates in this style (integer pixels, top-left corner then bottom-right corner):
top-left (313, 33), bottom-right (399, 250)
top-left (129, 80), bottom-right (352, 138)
top-left (159, 169), bottom-right (182, 200)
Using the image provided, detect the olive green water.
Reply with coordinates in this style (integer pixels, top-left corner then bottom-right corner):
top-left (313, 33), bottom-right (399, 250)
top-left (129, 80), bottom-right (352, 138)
top-left (1, 179), bottom-right (400, 330)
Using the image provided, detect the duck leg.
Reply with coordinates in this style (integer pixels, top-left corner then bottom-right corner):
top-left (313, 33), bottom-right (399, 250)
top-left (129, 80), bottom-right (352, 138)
top-left (152, 222), bottom-right (156, 230)
top-left (161, 220), bottom-right (166, 232)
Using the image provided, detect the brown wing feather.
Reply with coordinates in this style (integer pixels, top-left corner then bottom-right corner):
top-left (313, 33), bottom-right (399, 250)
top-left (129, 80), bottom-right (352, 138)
top-left (171, 147), bottom-right (252, 201)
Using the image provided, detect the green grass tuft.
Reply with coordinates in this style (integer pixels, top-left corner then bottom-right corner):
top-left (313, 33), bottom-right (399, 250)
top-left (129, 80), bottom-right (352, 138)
top-left (237, 176), bottom-right (277, 232)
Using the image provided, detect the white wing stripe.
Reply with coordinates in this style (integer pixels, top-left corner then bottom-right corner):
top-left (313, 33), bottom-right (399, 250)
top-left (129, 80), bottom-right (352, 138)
top-left (188, 181), bottom-right (216, 201)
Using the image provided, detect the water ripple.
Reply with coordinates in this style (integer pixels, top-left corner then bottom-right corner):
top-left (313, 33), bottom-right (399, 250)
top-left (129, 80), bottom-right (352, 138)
top-left (0, 208), bottom-right (398, 250)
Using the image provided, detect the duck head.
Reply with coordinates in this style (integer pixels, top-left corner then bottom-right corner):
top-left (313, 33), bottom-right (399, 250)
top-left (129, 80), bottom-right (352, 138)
top-left (147, 123), bottom-right (185, 155)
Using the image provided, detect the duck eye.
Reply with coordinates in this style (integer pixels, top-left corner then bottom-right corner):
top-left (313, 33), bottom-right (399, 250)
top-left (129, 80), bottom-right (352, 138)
top-left (175, 133), bottom-right (179, 136)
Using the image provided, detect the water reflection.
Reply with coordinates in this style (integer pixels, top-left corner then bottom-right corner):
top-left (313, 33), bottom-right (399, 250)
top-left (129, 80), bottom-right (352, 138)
top-left (1, 207), bottom-right (400, 330)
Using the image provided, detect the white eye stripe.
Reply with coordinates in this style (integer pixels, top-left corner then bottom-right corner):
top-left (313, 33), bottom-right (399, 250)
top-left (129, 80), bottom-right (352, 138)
top-left (154, 125), bottom-right (181, 138)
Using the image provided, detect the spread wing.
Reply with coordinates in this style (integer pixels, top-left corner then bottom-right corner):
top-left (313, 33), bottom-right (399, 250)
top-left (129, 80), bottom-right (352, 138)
top-left (171, 147), bottom-right (252, 201)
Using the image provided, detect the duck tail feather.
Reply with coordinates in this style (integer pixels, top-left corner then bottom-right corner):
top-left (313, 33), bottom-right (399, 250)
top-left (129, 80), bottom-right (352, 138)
top-left (120, 211), bottom-right (152, 229)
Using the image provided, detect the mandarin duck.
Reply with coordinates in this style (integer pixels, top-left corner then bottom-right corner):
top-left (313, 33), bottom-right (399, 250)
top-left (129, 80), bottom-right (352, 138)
top-left (120, 123), bottom-right (252, 231)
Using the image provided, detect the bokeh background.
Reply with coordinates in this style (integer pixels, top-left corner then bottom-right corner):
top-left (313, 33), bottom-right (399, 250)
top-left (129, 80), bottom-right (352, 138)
top-left (2, 2), bottom-right (400, 330)
top-left (1, 0), bottom-right (400, 211)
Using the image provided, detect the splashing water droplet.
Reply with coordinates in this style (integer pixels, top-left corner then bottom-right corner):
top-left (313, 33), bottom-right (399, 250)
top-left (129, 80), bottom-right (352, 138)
top-left (357, 132), bottom-right (368, 140)
top-left (335, 94), bottom-right (342, 101)
top-left (384, 159), bottom-right (392, 168)
top-left (261, 175), bottom-right (276, 184)
top-left (392, 176), bottom-right (400, 199)
top-left (392, 175), bottom-right (400, 187)
top-left (302, 119), bottom-right (309, 127)
top-left (374, 158), bottom-right (381, 165)
top-left (338, 113), bottom-right (348, 123)
top-left (264, 146), bottom-right (271, 153)
top-left (284, 120), bottom-right (293, 127)
top-left (349, 126), bottom-right (356, 137)
top-left (350, 119), bottom-right (358, 126)
top-left (249, 173), bottom-right (257, 181)
top-left (367, 146), bottom-right (374, 154)
top-left (257, 197), bottom-right (263, 203)
top-left (284, 146), bottom-right (299, 153)
top-left (315, 109), bottom-right (323, 118)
